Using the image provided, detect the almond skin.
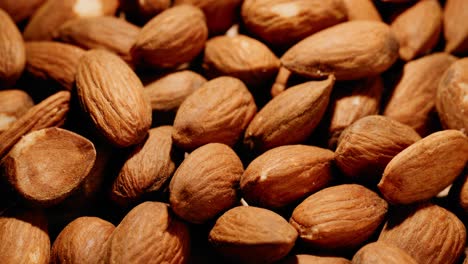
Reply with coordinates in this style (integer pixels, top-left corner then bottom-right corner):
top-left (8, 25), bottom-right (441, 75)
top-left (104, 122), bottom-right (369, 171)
top-left (290, 184), bottom-right (388, 250)
top-left (384, 53), bottom-right (456, 135)
top-left (76, 49), bottom-right (152, 147)
top-left (244, 76), bottom-right (334, 153)
top-left (436, 58), bottom-right (468, 133)
top-left (379, 203), bottom-right (466, 264)
top-left (457, 171), bottom-right (468, 214)
top-left (352, 242), bottom-right (418, 264)
top-left (283, 255), bottom-right (351, 264)
top-left (209, 206), bottom-right (298, 264)
top-left (281, 21), bottom-right (399, 81)
top-left (0, 89), bottom-right (34, 133)
top-left (119, 0), bottom-right (170, 25)
top-left (170, 143), bottom-right (243, 224)
top-left (173, 76), bottom-right (256, 151)
top-left (379, 130), bottom-right (468, 204)
top-left (335, 115), bottom-right (421, 184)
top-left (131, 5), bottom-right (208, 69)
top-left (0, 8), bottom-right (25, 88)
top-left (241, 145), bottom-right (334, 209)
top-left (0, 0), bottom-right (46, 22)
top-left (241, 0), bottom-right (346, 48)
top-left (444, 0), bottom-right (468, 54)
top-left (343, 0), bottom-right (381, 21)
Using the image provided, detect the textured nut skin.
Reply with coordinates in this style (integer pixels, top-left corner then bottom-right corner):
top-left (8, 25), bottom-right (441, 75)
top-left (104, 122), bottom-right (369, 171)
top-left (119, 0), bottom-right (170, 24)
top-left (0, 9), bottom-right (25, 88)
top-left (343, 0), bottom-right (381, 21)
top-left (379, 203), bottom-right (466, 264)
top-left (244, 76), bottom-right (334, 153)
top-left (203, 35), bottom-right (280, 87)
top-left (170, 143), bottom-right (243, 224)
top-left (444, 0), bottom-right (468, 54)
top-left (391, 0), bottom-right (442, 61)
top-left (209, 206), bottom-right (297, 264)
top-left (0, 0), bottom-right (46, 22)
top-left (111, 126), bottom-right (176, 207)
top-left (102, 202), bottom-right (190, 264)
top-left (173, 76), bottom-right (256, 150)
top-left (131, 5), bottom-right (208, 69)
top-left (290, 184), bottom-right (388, 250)
top-left (241, 0), bottom-right (346, 48)
top-left (352, 242), bottom-right (418, 264)
top-left (241, 145), bottom-right (334, 209)
top-left (281, 21), bottom-right (399, 81)
top-left (76, 49), bottom-right (152, 147)
top-left (25, 41), bottom-right (85, 90)
top-left (283, 255), bottom-right (351, 264)
top-left (335, 115), bottom-right (421, 184)
top-left (0, 89), bottom-right (34, 133)
top-left (378, 130), bottom-right (468, 204)
top-left (384, 53), bottom-right (456, 135)
top-left (436, 58), bottom-right (468, 133)
top-left (0, 208), bottom-right (50, 264)
top-left (51, 217), bottom-right (115, 264)
top-left (458, 171), bottom-right (468, 214)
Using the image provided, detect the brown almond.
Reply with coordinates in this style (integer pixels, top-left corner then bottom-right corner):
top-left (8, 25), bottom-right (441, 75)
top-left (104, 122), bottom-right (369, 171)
top-left (25, 41), bottom-right (85, 90)
top-left (169, 143), bottom-right (243, 224)
top-left (241, 0), bottom-right (346, 48)
top-left (119, 0), bottom-right (170, 25)
top-left (203, 35), bottom-right (280, 87)
top-left (379, 130), bottom-right (468, 204)
top-left (379, 203), bottom-right (466, 264)
top-left (241, 145), bottom-right (334, 209)
top-left (436, 58), bottom-right (468, 133)
top-left (271, 67), bottom-right (292, 97)
top-left (444, 0), bottom-right (468, 54)
top-left (76, 49), bottom-right (152, 147)
top-left (244, 76), bottom-right (334, 153)
top-left (343, 0), bottom-right (382, 21)
top-left (457, 171), bottom-right (468, 214)
top-left (0, 8), bottom-right (25, 88)
top-left (51, 217), bottom-right (115, 264)
top-left (209, 206), bottom-right (297, 264)
top-left (131, 5), bottom-right (208, 69)
top-left (281, 21), bottom-right (399, 80)
top-left (290, 184), bottom-right (388, 250)
top-left (283, 255), bottom-right (351, 264)
top-left (335, 115), bottom-right (421, 184)
top-left (391, 0), bottom-right (442, 61)
top-left (0, 0), bottom-right (46, 23)
top-left (384, 53), bottom-right (457, 135)
top-left (173, 76), bottom-right (256, 150)
top-left (102, 201), bottom-right (190, 264)
top-left (111, 126), bottom-right (177, 207)
top-left (0, 90), bottom-right (34, 133)
top-left (352, 242), bottom-right (418, 264)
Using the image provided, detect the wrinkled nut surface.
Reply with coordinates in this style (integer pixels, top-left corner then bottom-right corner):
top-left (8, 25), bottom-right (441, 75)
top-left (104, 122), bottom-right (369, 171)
top-left (352, 242), bottom-right (418, 264)
top-left (343, 0), bottom-right (381, 21)
top-left (444, 0), bottom-right (468, 54)
top-left (0, 8), bottom-right (25, 88)
top-left (209, 206), bottom-right (297, 264)
top-left (0, 89), bottom-right (34, 133)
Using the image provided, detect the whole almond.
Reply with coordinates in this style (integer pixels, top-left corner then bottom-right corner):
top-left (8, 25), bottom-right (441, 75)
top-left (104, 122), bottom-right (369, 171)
top-left (0, 0), bottom-right (46, 22)
top-left (379, 203), bottom-right (466, 264)
top-left (209, 206), bottom-right (297, 264)
top-left (343, 0), bottom-right (382, 21)
top-left (244, 76), bottom-right (334, 153)
top-left (119, 0), bottom-right (170, 25)
top-left (25, 41), bottom-right (85, 90)
top-left (352, 242), bottom-right (418, 264)
top-left (102, 202), bottom-right (190, 264)
top-left (436, 58), bottom-right (468, 133)
top-left (283, 255), bottom-right (351, 264)
top-left (173, 76), bottom-right (256, 150)
top-left (391, 0), bottom-right (442, 61)
top-left (241, 145), bottom-right (334, 209)
top-left (170, 143), bottom-right (243, 224)
top-left (51, 217), bottom-right (115, 264)
top-left (335, 115), bottom-right (421, 184)
top-left (76, 49), bottom-right (152, 147)
top-left (131, 5), bottom-right (208, 69)
top-left (444, 0), bottom-right (468, 54)
top-left (281, 21), bottom-right (399, 80)
top-left (0, 90), bottom-right (34, 133)
top-left (0, 8), bottom-right (25, 88)
top-left (241, 0), bottom-right (346, 48)
top-left (379, 130), bottom-right (468, 204)
top-left (290, 184), bottom-right (388, 250)
top-left (384, 53), bottom-right (456, 135)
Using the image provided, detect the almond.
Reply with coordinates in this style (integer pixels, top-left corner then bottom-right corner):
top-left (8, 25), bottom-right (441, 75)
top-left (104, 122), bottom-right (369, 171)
top-left (209, 206), bottom-right (297, 264)
top-left (271, 67), bottom-right (292, 97)
top-left (379, 203), bottom-right (466, 264)
top-left (241, 0), bottom-right (346, 48)
top-left (436, 58), bottom-right (468, 133)
top-left (281, 21), bottom-right (399, 80)
top-left (0, 90), bottom-right (34, 133)
top-left (391, 0), bottom-right (442, 61)
top-left (241, 145), bottom-right (334, 209)
top-left (343, 0), bottom-right (382, 21)
top-left (384, 53), bottom-right (456, 135)
top-left (457, 171), bottom-right (468, 214)
top-left (119, 0), bottom-right (170, 25)
top-left (443, 0), bottom-right (468, 54)
top-left (76, 49), bottom-right (152, 147)
top-left (131, 5), bottom-right (208, 69)
top-left (0, 0), bottom-right (46, 23)
top-left (352, 242), bottom-right (418, 264)
top-left (335, 115), bottom-right (421, 184)
top-left (172, 76), bottom-right (256, 150)
top-left (290, 184), bottom-right (388, 250)
top-left (244, 76), bottom-right (334, 153)
top-left (283, 255), bottom-right (351, 264)
top-left (0, 8), bottom-right (25, 88)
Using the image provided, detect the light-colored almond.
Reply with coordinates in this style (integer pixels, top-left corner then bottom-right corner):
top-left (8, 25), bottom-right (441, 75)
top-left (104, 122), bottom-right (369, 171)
top-left (352, 242), bottom-right (418, 264)
top-left (0, 8), bottom-right (25, 88)
top-left (443, 0), bottom-right (468, 54)
top-left (343, 0), bottom-right (382, 21)
top-left (0, 90), bottom-right (34, 133)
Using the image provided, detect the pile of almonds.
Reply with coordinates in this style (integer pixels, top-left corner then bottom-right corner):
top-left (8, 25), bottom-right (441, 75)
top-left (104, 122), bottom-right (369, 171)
top-left (0, 0), bottom-right (467, 263)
